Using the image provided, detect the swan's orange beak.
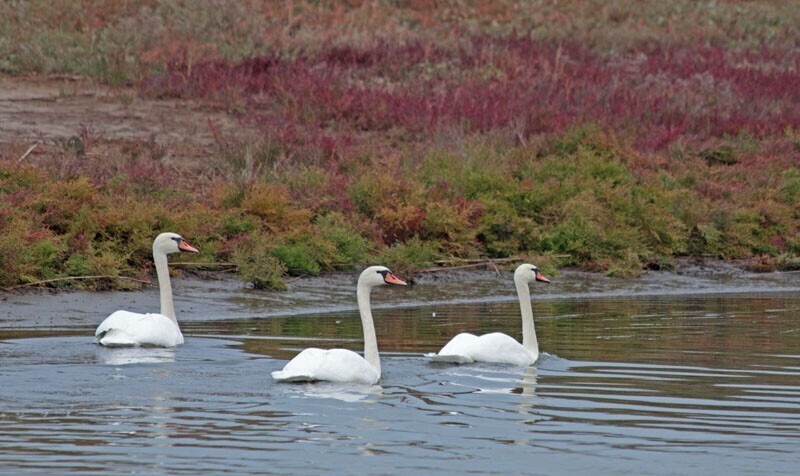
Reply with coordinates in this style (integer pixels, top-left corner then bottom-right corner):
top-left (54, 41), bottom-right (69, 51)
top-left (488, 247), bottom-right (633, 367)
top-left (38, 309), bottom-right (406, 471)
top-left (535, 271), bottom-right (550, 283)
top-left (384, 272), bottom-right (407, 286)
top-left (178, 239), bottom-right (199, 253)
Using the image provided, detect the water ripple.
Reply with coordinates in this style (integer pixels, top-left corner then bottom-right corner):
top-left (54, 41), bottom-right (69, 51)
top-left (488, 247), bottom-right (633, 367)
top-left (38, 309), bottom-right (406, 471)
top-left (2, 286), bottom-right (800, 474)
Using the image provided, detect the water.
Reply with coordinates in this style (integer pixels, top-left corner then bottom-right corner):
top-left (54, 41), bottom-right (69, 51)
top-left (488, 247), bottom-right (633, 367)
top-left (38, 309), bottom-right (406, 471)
top-left (1, 265), bottom-right (799, 474)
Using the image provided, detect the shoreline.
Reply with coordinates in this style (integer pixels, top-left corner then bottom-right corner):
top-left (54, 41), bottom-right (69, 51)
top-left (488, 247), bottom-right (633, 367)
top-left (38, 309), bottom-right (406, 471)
top-left (0, 256), bottom-right (782, 297)
top-left (3, 257), bottom-right (798, 334)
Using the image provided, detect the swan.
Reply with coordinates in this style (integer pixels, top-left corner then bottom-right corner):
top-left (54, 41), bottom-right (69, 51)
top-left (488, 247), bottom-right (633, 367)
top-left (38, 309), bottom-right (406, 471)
top-left (429, 264), bottom-right (550, 366)
top-left (95, 232), bottom-right (199, 347)
top-left (272, 266), bottom-right (407, 385)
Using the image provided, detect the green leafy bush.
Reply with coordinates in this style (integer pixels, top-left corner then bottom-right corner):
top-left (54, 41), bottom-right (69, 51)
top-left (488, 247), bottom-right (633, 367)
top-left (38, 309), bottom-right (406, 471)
top-left (375, 237), bottom-right (438, 275)
top-left (232, 233), bottom-right (287, 291)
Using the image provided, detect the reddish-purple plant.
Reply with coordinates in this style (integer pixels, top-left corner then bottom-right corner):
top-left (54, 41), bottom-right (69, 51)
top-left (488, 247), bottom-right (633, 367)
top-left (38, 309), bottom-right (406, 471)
top-left (142, 33), bottom-right (798, 160)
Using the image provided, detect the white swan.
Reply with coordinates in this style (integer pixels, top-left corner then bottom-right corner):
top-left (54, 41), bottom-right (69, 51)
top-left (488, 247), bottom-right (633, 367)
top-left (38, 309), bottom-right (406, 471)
top-left (95, 232), bottom-right (199, 347)
top-left (272, 266), bottom-right (407, 385)
top-left (429, 264), bottom-right (550, 366)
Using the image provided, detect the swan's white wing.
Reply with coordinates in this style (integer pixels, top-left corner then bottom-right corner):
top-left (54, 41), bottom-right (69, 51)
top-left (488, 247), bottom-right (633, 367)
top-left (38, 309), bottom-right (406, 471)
top-left (470, 332), bottom-right (536, 366)
top-left (272, 348), bottom-right (380, 385)
top-left (430, 332), bottom-right (535, 366)
top-left (95, 310), bottom-right (184, 348)
top-left (271, 348), bottom-right (328, 382)
top-left (429, 333), bottom-right (479, 363)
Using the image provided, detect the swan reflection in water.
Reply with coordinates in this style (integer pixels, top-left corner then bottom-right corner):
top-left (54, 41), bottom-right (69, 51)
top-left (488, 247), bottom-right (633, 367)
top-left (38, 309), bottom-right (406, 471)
top-left (510, 365), bottom-right (538, 398)
top-left (285, 381), bottom-right (383, 403)
top-left (441, 363), bottom-right (539, 396)
top-left (95, 345), bottom-right (177, 365)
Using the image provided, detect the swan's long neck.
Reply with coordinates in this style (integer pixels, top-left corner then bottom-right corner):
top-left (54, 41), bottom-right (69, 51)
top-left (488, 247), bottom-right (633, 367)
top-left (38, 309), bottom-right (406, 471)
top-left (515, 278), bottom-right (538, 356)
top-left (153, 249), bottom-right (177, 324)
top-left (356, 283), bottom-right (380, 378)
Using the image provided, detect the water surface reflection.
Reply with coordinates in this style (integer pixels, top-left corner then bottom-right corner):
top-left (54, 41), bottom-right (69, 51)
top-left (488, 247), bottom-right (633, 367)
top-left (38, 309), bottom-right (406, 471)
top-left (1, 269), bottom-right (799, 474)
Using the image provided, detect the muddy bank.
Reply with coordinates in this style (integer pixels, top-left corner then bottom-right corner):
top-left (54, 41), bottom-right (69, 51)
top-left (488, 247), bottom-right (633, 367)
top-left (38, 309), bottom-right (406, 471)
top-left (2, 260), bottom-right (798, 333)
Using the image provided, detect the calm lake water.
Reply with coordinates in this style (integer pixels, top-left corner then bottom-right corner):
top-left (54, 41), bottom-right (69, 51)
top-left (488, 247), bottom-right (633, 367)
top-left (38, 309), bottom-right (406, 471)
top-left (1, 264), bottom-right (799, 475)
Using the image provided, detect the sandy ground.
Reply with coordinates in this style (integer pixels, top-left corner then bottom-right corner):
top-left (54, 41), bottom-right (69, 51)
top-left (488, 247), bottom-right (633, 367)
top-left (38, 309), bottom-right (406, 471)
top-left (0, 74), bottom-right (255, 166)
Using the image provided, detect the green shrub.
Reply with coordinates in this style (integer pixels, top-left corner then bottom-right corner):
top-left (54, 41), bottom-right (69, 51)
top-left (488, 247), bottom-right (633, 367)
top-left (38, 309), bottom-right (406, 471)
top-left (375, 237), bottom-right (438, 275)
top-left (348, 172), bottom-right (396, 216)
top-left (272, 243), bottom-right (322, 275)
top-left (218, 212), bottom-right (258, 238)
top-left (780, 168), bottom-right (800, 205)
top-left (31, 239), bottom-right (64, 279)
top-left (270, 226), bottom-right (341, 276)
top-left (314, 213), bottom-right (370, 265)
top-left (232, 233), bottom-right (287, 291)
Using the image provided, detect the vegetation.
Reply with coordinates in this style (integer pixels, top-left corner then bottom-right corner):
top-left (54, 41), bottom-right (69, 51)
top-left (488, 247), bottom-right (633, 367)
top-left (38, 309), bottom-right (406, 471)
top-left (1, 1), bottom-right (798, 290)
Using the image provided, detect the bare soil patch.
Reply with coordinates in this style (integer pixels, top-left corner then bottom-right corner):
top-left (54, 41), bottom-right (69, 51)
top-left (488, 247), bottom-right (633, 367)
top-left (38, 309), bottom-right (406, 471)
top-left (0, 74), bottom-right (254, 169)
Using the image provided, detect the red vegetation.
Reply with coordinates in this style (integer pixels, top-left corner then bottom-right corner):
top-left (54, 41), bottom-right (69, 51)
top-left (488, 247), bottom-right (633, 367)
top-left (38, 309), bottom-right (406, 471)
top-left (142, 35), bottom-right (799, 156)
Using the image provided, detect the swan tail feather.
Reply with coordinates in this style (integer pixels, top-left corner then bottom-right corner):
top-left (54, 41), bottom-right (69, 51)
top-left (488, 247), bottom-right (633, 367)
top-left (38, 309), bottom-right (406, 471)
top-left (271, 371), bottom-right (317, 382)
top-left (96, 329), bottom-right (139, 347)
top-left (426, 352), bottom-right (475, 364)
